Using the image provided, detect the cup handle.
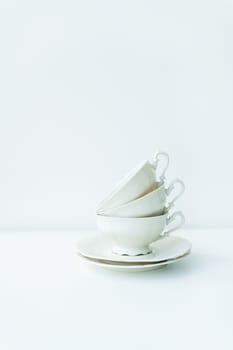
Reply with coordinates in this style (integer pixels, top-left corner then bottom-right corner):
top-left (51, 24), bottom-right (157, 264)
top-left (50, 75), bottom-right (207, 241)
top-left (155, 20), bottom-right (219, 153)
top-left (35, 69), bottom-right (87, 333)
top-left (164, 211), bottom-right (185, 236)
top-left (165, 178), bottom-right (185, 211)
top-left (151, 151), bottom-right (169, 183)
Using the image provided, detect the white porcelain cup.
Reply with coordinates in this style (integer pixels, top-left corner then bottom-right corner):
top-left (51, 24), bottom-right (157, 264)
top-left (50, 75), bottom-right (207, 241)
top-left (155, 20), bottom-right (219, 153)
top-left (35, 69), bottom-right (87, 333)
top-left (100, 178), bottom-right (185, 218)
top-left (97, 152), bottom-right (169, 213)
top-left (96, 211), bottom-right (185, 256)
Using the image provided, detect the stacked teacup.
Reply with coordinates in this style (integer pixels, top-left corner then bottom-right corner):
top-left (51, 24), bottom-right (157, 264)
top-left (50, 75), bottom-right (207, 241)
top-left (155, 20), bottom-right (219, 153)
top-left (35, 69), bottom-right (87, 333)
top-left (96, 152), bottom-right (185, 256)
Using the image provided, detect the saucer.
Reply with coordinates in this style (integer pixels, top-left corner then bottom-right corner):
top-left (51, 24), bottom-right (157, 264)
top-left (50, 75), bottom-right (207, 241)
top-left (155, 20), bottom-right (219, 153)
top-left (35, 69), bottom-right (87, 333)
top-left (77, 234), bottom-right (192, 269)
top-left (79, 253), bottom-right (190, 272)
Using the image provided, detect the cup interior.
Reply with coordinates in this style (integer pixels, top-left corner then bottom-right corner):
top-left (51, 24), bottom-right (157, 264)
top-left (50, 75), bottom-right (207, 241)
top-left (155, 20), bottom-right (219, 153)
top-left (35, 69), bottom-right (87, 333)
top-left (98, 181), bottom-right (159, 215)
top-left (137, 181), bottom-right (158, 197)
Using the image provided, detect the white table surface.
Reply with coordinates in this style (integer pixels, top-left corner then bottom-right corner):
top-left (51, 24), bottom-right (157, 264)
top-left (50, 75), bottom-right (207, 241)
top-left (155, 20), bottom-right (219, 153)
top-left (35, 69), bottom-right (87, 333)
top-left (0, 229), bottom-right (232, 350)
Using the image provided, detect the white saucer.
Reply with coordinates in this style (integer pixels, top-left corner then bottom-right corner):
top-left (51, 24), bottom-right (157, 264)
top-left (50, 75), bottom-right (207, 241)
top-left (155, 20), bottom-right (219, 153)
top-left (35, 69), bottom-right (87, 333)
top-left (79, 254), bottom-right (190, 272)
top-left (77, 234), bottom-right (192, 271)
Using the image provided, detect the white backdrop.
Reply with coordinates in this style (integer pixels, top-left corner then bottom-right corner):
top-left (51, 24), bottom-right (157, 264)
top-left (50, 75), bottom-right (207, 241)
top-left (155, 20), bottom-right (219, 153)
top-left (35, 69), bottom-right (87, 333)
top-left (0, 0), bottom-right (232, 229)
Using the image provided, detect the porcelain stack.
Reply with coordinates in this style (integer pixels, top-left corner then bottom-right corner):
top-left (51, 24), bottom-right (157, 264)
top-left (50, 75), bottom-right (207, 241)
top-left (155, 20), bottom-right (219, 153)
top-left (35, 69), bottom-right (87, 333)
top-left (77, 152), bottom-right (191, 272)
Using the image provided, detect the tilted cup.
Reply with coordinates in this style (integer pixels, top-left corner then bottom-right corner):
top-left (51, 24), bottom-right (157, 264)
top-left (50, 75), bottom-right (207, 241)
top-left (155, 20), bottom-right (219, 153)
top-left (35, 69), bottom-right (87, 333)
top-left (97, 151), bottom-right (169, 213)
top-left (96, 211), bottom-right (185, 256)
top-left (100, 178), bottom-right (185, 218)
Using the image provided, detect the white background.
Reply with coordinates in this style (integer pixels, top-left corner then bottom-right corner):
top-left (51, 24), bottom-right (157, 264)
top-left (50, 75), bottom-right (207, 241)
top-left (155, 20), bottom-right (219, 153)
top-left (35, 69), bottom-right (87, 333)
top-left (0, 3), bottom-right (233, 349)
top-left (0, 0), bottom-right (233, 229)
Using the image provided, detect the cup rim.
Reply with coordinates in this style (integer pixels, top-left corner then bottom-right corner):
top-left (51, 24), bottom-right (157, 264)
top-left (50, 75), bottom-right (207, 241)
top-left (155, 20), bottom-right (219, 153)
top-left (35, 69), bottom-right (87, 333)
top-left (96, 211), bottom-right (168, 221)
